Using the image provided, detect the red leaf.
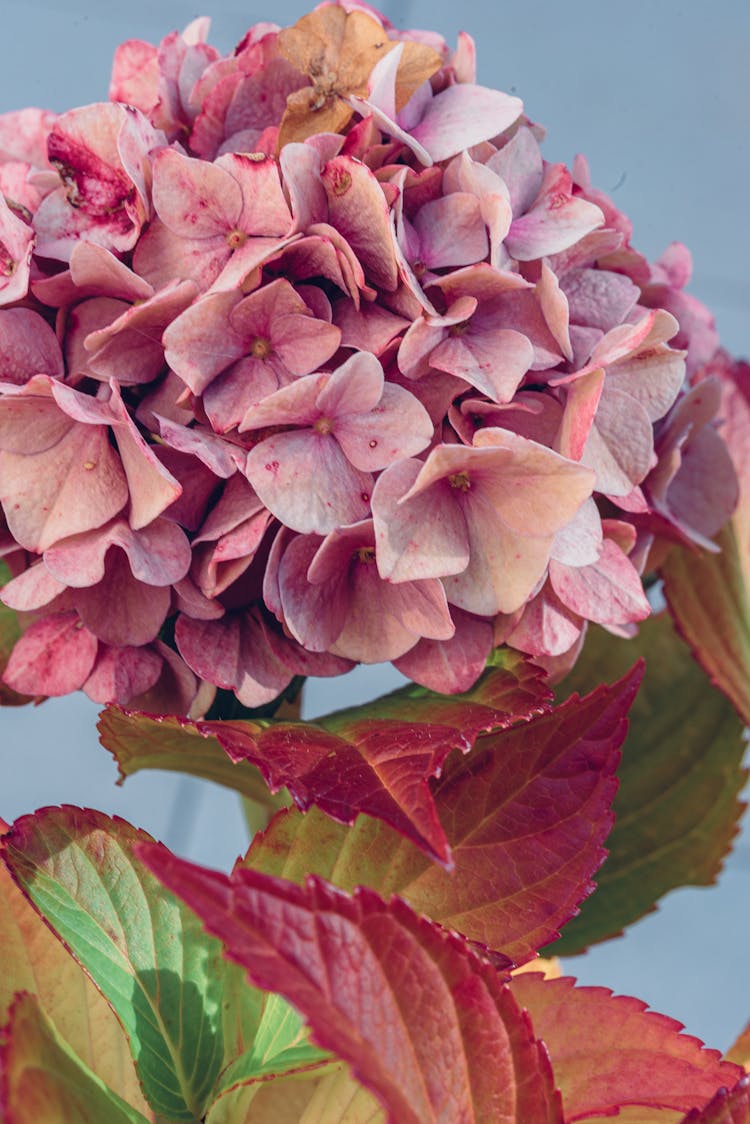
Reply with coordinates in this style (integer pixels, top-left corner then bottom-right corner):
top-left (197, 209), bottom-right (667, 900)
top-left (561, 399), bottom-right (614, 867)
top-left (140, 852), bottom-right (564, 1124)
top-left (681, 1077), bottom-right (750, 1124)
top-left (511, 973), bottom-right (743, 1120)
top-left (200, 657), bottom-right (552, 868)
top-left (245, 664), bottom-right (642, 964)
top-left (202, 717), bottom-right (461, 866)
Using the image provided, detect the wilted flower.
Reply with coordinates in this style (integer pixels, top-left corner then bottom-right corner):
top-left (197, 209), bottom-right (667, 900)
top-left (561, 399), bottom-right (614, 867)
top-left (0, 1), bottom-right (738, 712)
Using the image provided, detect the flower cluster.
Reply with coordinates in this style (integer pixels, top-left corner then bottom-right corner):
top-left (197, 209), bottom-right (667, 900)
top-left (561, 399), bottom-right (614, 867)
top-left (0, 2), bottom-right (738, 713)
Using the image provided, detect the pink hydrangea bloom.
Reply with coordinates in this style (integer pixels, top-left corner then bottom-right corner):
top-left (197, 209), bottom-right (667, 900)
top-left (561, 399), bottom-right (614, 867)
top-left (0, 1), bottom-right (739, 711)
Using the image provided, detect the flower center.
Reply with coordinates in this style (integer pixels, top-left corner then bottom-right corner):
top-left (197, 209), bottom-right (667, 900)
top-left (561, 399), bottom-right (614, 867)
top-left (314, 416), bottom-right (334, 435)
top-left (226, 229), bottom-right (248, 251)
top-left (356, 546), bottom-right (376, 564)
top-left (249, 337), bottom-right (272, 359)
top-left (449, 470), bottom-right (471, 492)
top-left (449, 321), bottom-right (469, 336)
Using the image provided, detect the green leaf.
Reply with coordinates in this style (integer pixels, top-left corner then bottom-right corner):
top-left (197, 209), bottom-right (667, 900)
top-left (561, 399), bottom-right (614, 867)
top-left (98, 707), bottom-right (289, 828)
top-left (0, 560), bottom-right (32, 705)
top-left (2, 806), bottom-right (246, 1122)
top-left (0, 991), bottom-right (150, 1124)
top-left (217, 993), bottom-right (329, 1091)
top-left (205, 1063), bottom-right (382, 1124)
top-left (544, 613), bottom-right (747, 955)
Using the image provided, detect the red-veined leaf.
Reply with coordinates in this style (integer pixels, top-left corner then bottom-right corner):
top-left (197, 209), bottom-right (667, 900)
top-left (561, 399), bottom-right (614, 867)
top-left (141, 850), bottom-right (564, 1124)
top-left (244, 666), bottom-right (641, 964)
top-left (511, 973), bottom-right (743, 1120)
top-left (98, 706), bottom-right (289, 825)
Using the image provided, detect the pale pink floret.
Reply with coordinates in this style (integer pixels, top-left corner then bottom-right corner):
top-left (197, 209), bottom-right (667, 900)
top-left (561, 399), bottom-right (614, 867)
top-left (134, 148), bottom-right (294, 291)
top-left (175, 605), bottom-right (296, 708)
top-left (357, 44), bottom-right (524, 164)
top-left (189, 29), bottom-right (299, 159)
top-left (0, 377), bottom-right (129, 552)
top-left (190, 475), bottom-right (273, 598)
top-left (0, 108), bottom-right (57, 170)
top-left (504, 162), bottom-right (605, 261)
top-left (243, 352), bottom-right (434, 534)
top-left (399, 264), bottom-right (558, 402)
top-left (110, 19), bottom-right (220, 141)
top-left (557, 310), bottom-right (687, 496)
top-left (372, 428), bottom-right (595, 615)
top-left (646, 377), bottom-right (739, 550)
top-left (3, 612), bottom-right (99, 697)
top-left (275, 521), bottom-right (454, 663)
top-left (163, 279), bottom-right (341, 431)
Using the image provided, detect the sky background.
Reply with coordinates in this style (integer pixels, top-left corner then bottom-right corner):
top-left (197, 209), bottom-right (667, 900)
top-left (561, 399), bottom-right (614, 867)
top-left (2, 0), bottom-right (749, 1055)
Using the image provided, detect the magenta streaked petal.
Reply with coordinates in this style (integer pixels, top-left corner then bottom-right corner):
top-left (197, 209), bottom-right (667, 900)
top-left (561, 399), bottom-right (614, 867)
top-left (2, 611), bottom-right (98, 697)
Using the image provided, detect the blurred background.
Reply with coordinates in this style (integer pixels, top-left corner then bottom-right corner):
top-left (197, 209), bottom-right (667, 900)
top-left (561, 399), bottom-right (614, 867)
top-left (2, 0), bottom-right (749, 1054)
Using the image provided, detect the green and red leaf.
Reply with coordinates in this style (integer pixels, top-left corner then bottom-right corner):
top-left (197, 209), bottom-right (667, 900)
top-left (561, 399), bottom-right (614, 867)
top-left (0, 992), bottom-right (150, 1124)
top-left (0, 820), bottom-right (152, 1119)
top-left (2, 807), bottom-right (235, 1121)
top-left (245, 666), bottom-right (641, 964)
top-left (98, 706), bottom-right (289, 822)
top-left (548, 612), bottom-right (747, 955)
top-left (141, 851), bottom-right (564, 1124)
top-left (511, 973), bottom-right (743, 1120)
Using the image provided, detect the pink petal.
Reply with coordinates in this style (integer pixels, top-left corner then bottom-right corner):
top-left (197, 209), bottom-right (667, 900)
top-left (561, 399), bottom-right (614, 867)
top-left (411, 84), bottom-right (523, 163)
top-left (372, 458), bottom-right (470, 583)
top-left (0, 420), bottom-right (128, 553)
top-left (74, 554), bottom-right (171, 646)
top-left (322, 156), bottom-right (399, 291)
top-left (0, 561), bottom-right (66, 611)
top-left (0, 309), bottom-right (63, 385)
top-left (163, 289), bottom-right (244, 395)
top-left (506, 164), bottom-right (604, 261)
top-left (216, 153), bottom-right (292, 236)
top-left (0, 195), bottom-right (33, 306)
top-left (245, 429), bottom-right (372, 534)
top-left (3, 611), bottom-right (98, 697)
top-left (413, 192), bottom-right (488, 270)
top-left (109, 385), bottom-right (183, 530)
top-left (175, 608), bottom-right (293, 707)
top-left (151, 147), bottom-right (241, 237)
top-left (393, 608), bottom-right (493, 693)
top-left (506, 584), bottom-right (583, 658)
top-left (44, 516), bottom-right (191, 588)
top-left (82, 643), bottom-right (162, 704)
top-left (85, 280), bottom-right (199, 385)
top-left (549, 539), bottom-right (651, 626)
top-left (486, 126), bottom-right (544, 215)
top-left (335, 382), bottom-right (433, 471)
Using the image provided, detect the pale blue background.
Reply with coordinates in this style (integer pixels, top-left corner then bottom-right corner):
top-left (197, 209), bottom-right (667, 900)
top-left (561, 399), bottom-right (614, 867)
top-left (2, 0), bottom-right (749, 1054)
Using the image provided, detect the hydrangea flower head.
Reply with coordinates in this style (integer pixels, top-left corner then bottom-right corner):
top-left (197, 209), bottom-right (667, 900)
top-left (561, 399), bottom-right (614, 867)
top-left (0, 1), bottom-right (738, 713)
